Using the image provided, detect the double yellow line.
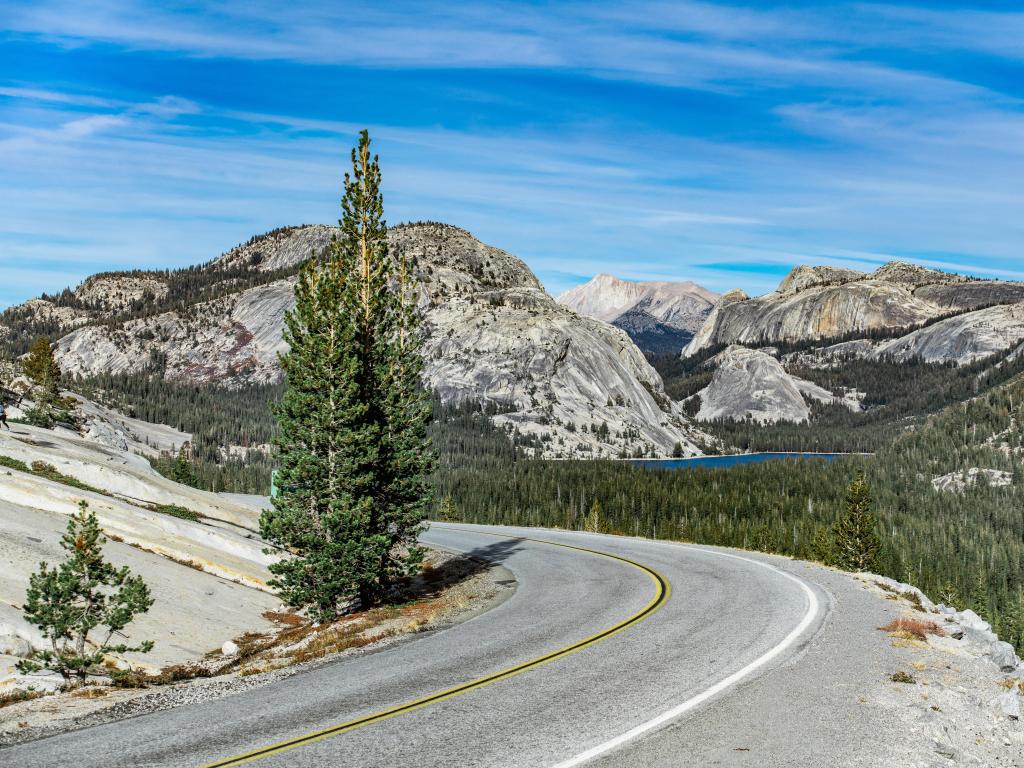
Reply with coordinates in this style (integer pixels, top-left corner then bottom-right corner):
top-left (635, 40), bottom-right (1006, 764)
top-left (202, 531), bottom-right (670, 767)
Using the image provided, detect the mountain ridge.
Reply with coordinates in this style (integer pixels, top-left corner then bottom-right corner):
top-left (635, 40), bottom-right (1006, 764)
top-left (2, 223), bottom-right (710, 460)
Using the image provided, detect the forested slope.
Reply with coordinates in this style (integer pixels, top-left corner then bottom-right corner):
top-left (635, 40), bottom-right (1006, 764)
top-left (438, 374), bottom-right (1024, 652)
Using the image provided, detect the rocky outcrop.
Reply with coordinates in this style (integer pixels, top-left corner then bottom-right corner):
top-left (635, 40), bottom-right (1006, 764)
top-left (693, 346), bottom-right (847, 424)
top-left (557, 273), bottom-right (718, 355)
top-left (75, 275), bottom-right (169, 312)
top-left (873, 303), bottom-right (1024, 364)
top-left (684, 261), bottom-right (1024, 356)
top-left (777, 265), bottom-right (864, 294)
top-left (19, 224), bottom-right (708, 458)
top-left (931, 468), bottom-right (1013, 493)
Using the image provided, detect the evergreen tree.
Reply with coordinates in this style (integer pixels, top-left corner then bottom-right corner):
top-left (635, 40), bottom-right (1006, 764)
top-left (584, 499), bottom-right (605, 533)
top-left (968, 570), bottom-right (991, 620)
top-left (830, 471), bottom-right (881, 572)
top-left (169, 446), bottom-right (200, 488)
top-left (938, 581), bottom-right (961, 608)
top-left (17, 501), bottom-right (153, 684)
top-left (261, 131), bottom-right (433, 620)
top-left (438, 495), bottom-right (457, 521)
top-left (23, 336), bottom-right (61, 395)
top-left (809, 525), bottom-right (835, 566)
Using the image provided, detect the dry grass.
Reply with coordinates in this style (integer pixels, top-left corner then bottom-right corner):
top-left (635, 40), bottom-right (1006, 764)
top-left (262, 611), bottom-right (305, 628)
top-left (999, 678), bottom-right (1024, 694)
top-left (873, 581), bottom-right (927, 613)
top-left (891, 670), bottom-right (916, 684)
top-left (71, 686), bottom-right (109, 699)
top-left (0, 689), bottom-right (47, 709)
top-left (879, 617), bottom-right (946, 641)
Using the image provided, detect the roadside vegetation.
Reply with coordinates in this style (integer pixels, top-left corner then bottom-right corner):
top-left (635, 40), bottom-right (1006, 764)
top-left (17, 501), bottom-right (154, 685)
top-left (259, 130), bottom-right (435, 620)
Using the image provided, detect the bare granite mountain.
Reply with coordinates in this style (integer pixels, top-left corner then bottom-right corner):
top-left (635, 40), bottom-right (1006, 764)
top-left (3, 224), bottom-right (709, 459)
top-left (675, 261), bottom-right (1024, 424)
top-left (690, 345), bottom-right (859, 424)
top-left (557, 273), bottom-right (719, 355)
top-left (684, 262), bottom-right (1024, 357)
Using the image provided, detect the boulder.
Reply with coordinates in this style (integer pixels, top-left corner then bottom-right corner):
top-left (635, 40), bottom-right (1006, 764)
top-left (990, 641), bottom-right (1020, 673)
top-left (955, 610), bottom-right (991, 633)
top-left (994, 691), bottom-right (1021, 720)
top-left (81, 419), bottom-right (131, 453)
top-left (959, 626), bottom-right (998, 653)
top-left (221, 640), bottom-right (239, 657)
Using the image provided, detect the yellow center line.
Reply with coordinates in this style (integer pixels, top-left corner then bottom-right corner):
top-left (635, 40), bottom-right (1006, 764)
top-left (201, 528), bottom-right (670, 767)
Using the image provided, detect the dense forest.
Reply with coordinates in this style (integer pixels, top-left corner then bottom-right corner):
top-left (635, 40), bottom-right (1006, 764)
top-left (72, 371), bottom-right (282, 493)
top-left (437, 373), bottom-right (1024, 653)
top-left (653, 345), bottom-right (1024, 453)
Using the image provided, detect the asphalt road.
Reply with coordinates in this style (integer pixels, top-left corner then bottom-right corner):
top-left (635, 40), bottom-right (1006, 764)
top-left (4, 523), bottom-right (829, 768)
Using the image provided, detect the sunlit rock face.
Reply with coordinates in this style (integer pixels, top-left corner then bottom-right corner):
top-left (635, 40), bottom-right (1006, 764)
top-left (692, 345), bottom-right (853, 424)
top-left (684, 261), bottom-right (1024, 357)
top-left (16, 223), bottom-right (709, 458)
top-left (558, 273), bottom-right (718, 355)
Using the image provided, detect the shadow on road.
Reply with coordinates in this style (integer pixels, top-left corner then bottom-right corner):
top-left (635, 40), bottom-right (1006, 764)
top-left (395, 536), bottom-right (522, 601)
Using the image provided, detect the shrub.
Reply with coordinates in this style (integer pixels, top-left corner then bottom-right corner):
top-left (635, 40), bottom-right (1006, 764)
top-left (879, 617), bottom-right (946, 641)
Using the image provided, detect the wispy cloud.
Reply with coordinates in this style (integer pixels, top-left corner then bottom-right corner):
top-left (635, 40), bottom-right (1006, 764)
top-left (2, 2), bottom-right (1023, 307)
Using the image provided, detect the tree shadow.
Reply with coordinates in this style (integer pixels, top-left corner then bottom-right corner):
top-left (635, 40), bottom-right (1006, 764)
top-left (395, 537), bottom-right (522, 602)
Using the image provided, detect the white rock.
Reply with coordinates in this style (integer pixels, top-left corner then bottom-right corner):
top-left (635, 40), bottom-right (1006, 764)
top-left (994, 691), bottom-right (1021, 720)
top-left (990, 641), bottom-right (1020, 672)
top-left (684, 260), bottom-right (1024, 357)
top-left (0, 671), bottom-right (65, 694)
top-left (956, 610), bottom-right (991, 633)
top-left (931, 468), bottom-right (1013, 493)
top-left (0, 633), bottom-right (33, 658)
top-left (693, 345), bottom-right (851, 424)
top-left (42, 223), bottom-right (712, 459)
top-left (81, 419), bottom-right (130, 453)
top-left (958, 626), bottom-right (998, 654)
top-left (221, 640), bottom-right (239, 657)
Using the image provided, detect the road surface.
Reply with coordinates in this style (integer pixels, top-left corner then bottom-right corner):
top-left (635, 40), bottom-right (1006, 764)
top-left (5, 523), bottom-right (831, 767)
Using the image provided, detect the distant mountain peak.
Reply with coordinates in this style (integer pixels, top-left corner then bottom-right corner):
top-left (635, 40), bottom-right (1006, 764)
top-left (557, 273), bottom-right (719, 355)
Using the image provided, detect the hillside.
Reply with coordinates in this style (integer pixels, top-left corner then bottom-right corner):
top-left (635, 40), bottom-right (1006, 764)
top-left (684, 262), bottom-right (1024, 357)
top-left (557, 273), bottom-right (718, 356)
top-left (1, 224), bottom-right (710, 460)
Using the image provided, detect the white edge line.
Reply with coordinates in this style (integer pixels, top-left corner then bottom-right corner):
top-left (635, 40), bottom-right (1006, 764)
top-left (548, 545), bottom-right (822, 768)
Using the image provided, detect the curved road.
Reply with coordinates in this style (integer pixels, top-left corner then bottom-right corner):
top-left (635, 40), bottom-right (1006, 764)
top-left (4, 523), bottom-right (828, 767)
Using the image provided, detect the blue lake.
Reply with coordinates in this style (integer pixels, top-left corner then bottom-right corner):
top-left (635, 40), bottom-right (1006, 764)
top-left (633, 452), bottom-right (866, 470)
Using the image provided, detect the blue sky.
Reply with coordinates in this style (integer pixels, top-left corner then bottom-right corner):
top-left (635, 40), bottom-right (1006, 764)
top-left (2, 1), bottom-right (1024, 309)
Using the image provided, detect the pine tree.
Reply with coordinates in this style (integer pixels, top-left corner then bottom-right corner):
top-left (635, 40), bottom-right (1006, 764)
top-left (17, 501), bottom-right (153, 684)
top-left (810, 525), bottom-right (835, 566)
top-left (23, 336), bottom-right (61, 395)
top-left (170, 446), bottom-right (199, 488)
top-left (968, 569), bottom-right (991, 620)
top-left (938, 581), bottom-right (961, 608)
top-left (831, 471), bottom-right (881, 572)
top-left (261, 131), bottom-right (433, 620)
top-left (584, 499), bottom-right (605, 533)
top-left (438, 495), bottom-right (457, 521)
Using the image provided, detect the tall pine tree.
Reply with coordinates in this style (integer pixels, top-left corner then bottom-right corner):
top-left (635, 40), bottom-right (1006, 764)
top-left (831, 470), bottom-right (882, 572)
top-left (261, 131), bottom-right (434, 620)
